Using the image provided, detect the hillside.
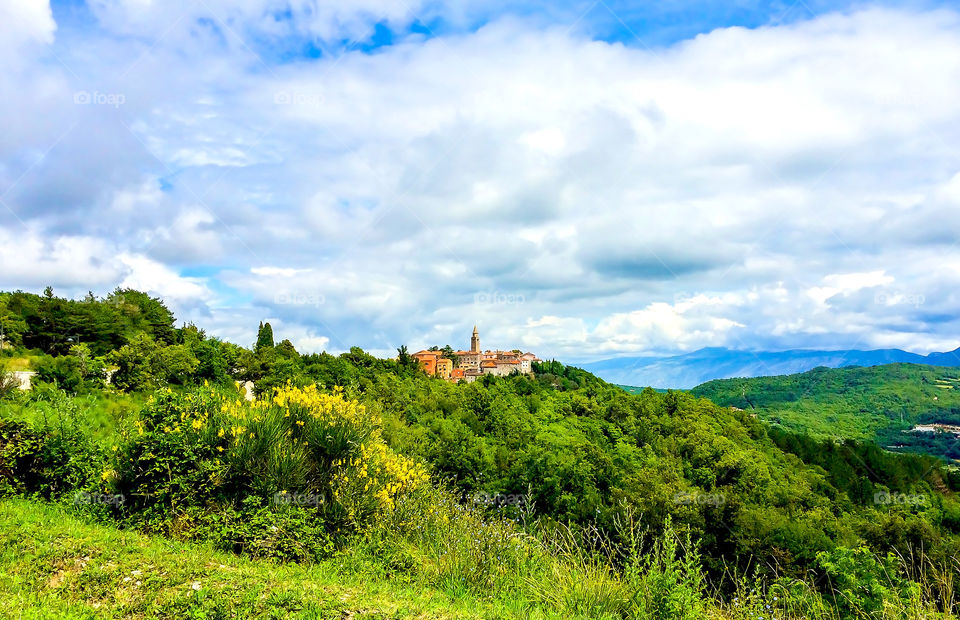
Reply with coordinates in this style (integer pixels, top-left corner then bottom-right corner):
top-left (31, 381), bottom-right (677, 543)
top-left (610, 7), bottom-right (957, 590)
top-left (582, 347), bottom-right (960, 389)
top-left (692, 363), bottom-right (960, 460)
top-left (2, 289), bottom-right (960, 618)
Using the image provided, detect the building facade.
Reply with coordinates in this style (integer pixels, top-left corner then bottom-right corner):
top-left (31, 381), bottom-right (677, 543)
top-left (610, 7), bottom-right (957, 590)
top-left (411, 350), bottom-right (440, 375)
top-left (436, 357), bottom-right (453, 380)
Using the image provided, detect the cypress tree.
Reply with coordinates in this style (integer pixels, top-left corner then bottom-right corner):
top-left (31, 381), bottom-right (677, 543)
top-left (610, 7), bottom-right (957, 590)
top-left (255, 321), bottom-right (274, 352)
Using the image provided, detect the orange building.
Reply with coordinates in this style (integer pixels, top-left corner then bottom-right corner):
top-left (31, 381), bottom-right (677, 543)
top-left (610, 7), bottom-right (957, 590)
top-left (413, 350), bottom-right (454, 379)
top-left (412, 350), bottom-right (439, 375)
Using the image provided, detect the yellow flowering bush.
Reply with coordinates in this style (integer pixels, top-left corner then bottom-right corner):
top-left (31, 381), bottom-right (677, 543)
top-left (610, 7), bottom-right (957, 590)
top-left (113, 384), bottom-right (432, 542)
top-left (211, 384), bottom-right (428, 527)
top-left (331, 439), bottom-right (429, 522)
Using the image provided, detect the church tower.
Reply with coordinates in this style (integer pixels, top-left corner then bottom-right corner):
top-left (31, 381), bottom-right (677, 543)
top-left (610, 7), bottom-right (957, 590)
top-left (471, 325), bottom-right (480, 353)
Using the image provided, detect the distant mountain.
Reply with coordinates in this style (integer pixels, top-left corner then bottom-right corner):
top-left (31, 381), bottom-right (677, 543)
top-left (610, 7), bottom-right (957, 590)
top-left (579, 346), bottom-right (960, 389)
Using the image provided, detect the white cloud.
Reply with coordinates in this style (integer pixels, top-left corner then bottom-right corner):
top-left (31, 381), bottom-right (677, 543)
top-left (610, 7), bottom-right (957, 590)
top-left (591, 298), bottom-right (747, 353)
top-left (0, 228), bottom-right (122, 288)
top-left (290, 334), bottom-right (331, 354)
top-left (250, 266), bottom-right (312, 277)
top-left (808, 271), bottom-right (895, 305)
top-left (117, 254), bottom-right (211, 299)
top-left (0, 229), bottom-right (214, 322)
top-left (0, 0), bottom-right (56, 53)
top-left (116, 253), bottom-right (215, 319)
top-left (4, 6), bottom-right (960, 359)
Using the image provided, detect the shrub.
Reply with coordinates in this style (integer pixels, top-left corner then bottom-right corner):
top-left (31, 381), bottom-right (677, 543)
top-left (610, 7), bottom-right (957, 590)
top-left (34, 346), bottom-right (107, 393)
top-left (633, 516), bottom-right (707, 619)
top-left (35, 355), bottom-right (82, 392)
top-left (171, 496), bottom-right (336, 562)
top-left (816, 546), bottom-right (920, 617)
top-left (0, 419), bottom-right (46, 496)
top-left (0, 393), bottom-right (103, 499)
top-left (109, 334), bottom-right (198, 392)
top-left (110, 384), bottom-right (430, 559)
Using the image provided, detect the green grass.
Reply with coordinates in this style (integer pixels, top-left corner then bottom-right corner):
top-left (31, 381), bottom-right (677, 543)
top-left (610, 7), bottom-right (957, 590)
top-left (4, 498), bottom-right (953, 620)
top-left (1, 355), bottom-right (39, 372)
top-left (0, 389), bottom-right (143, 444)
top-left (0, 497), bottom-right (551, 619)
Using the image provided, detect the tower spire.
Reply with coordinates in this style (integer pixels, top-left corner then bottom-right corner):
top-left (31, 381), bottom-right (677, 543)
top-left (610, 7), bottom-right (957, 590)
top-left (471, 325), bottom-right (480, 353)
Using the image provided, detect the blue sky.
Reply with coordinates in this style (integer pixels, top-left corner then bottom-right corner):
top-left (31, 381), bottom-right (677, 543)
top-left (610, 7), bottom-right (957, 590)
top-left (3, 0), bottom-right (960, 361)
top-left (48, 0), bottom-right (946, 55)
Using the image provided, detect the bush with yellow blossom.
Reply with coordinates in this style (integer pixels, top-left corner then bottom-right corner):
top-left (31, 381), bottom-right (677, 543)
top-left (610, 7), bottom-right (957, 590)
top-left (110, 383), bottom-right (430, 551)
top-left (215, 384), bottom-right (429, 527)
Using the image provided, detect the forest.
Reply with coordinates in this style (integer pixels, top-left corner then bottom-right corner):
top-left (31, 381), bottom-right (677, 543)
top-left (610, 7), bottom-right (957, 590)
top-left (1, 288), bottom-right (959, 619)
top-left (693, 364), bottom-right (960, 461)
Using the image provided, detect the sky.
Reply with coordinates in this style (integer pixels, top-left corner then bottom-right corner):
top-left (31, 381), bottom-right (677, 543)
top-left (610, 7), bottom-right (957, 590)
top-left (2, 0), bottom-right (960, 362)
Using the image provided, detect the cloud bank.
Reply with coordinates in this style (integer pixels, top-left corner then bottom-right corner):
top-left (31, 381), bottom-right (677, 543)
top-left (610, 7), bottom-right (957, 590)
top-left (2, 1), bottom-right (959, 360)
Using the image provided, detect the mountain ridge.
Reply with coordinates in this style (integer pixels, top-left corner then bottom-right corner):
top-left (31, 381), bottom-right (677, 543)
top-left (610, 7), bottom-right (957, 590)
top-left (579, 346), bottom-right (960, 389)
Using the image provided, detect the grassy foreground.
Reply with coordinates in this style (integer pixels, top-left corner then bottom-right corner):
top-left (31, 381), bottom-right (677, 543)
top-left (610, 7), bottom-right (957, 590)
top-left (0, 498), bottom-right (532, 620)
top-left (5, 497), bottom-right (955, 620)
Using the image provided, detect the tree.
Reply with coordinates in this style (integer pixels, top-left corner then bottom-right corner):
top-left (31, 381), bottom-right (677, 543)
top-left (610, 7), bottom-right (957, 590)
top-left (0, 294), bottom-right (26, 349)
top-left (192, 338), bottom-right (231, 384)
top-left (109, 334), bottom-right (198, 391)
top-left (107, 288), bottom-right (177, 345)
top-left (109, 334), bottom-right (159, 392)
top-left (397, 345), bottom-right (410, 367)
top-left (276, 339), bottom-right (299, 360)
top-left (70, 343), bottom-right (93, 379)
top-left (256, 322), bottom-right (275, 352)
top-left (441, 344), bottom-right (458, 368)
top-left (155, 344), bottom-right (199, 385)
top-left (35, 355), bottom-right (82, 392)
top-left (254, 357), bottom-right (302, 396)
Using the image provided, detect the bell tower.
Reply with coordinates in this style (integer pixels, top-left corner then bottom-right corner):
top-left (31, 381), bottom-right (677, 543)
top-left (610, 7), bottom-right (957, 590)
top-left (471, 325), bottom-right (480, 353)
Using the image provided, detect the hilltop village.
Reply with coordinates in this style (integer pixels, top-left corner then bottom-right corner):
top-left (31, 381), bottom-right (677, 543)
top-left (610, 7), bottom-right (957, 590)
top-left (412, 326), bottom-right (539, 383)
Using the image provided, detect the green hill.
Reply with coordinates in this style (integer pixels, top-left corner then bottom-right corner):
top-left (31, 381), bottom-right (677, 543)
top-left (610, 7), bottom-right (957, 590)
top-left (692, 363), bottom-right (960, 461)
